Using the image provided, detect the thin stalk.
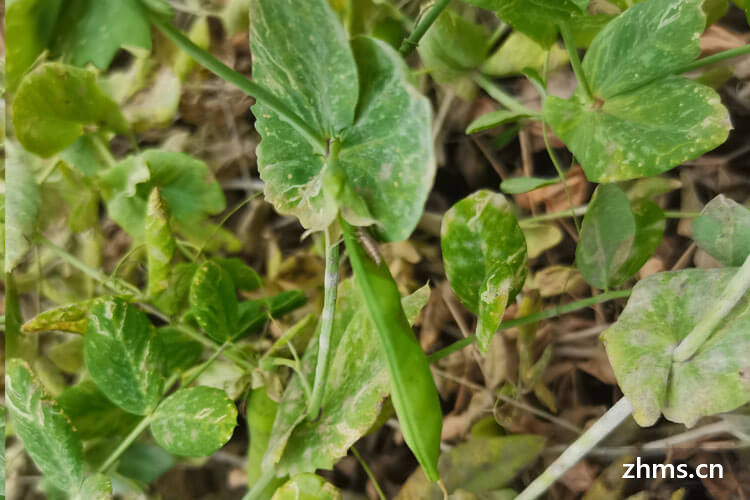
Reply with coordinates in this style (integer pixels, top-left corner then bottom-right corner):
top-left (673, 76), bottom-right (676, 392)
top-left (399, 0), bottom-right (451, 57)
top-left (673, 253), bottom-right (750, 362)
top-left (307, 224), bottom-right (340, 420)
top-left (149, 14), bottom-right (327, 155)
top-left (516, 398), bottom-right (634, 500)
top-left (172, 324), bottom-right (255, 372)
top-left (488, 22), bottom-right (510, 48)
top-left (351, 446), bottom-right (386, 500)
top-left (97, 413), bottom-right (156, 473)
top-left (473, 73), bottom-right (537, 115)
top-left (428, 290), bottom-right (631, 362)
top-left (677, 45), bottom-right (750, 74)
top-left (521, 207), bottom-right (699, 225)
top-left (243, 467), bottom-right (276, 500)
top-left (542, 122), bottom-right (581, 234)
top-left (558, 21), bottom-right (593, 103)
top-left (182, 343), bottom-right (229, 387)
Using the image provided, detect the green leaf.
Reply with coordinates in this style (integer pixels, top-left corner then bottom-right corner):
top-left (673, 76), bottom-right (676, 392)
top-left (117, 442), bottom-right (175, 485)
top-left (216, 257), bottom-right (262, 291)
top-left (100, 150), bottom-right (226, 239)
top-left (150, 386), bottom-right (238, 457)
top-left (247, 387), bottom-right (279, 486)
top-left (6, 359), bottom-right (83, 492)
top-left (466, 109), bottom-right (535, 134)
top-left (520, 222), bottom-right (564, 259)
top-left (464, 0), bottom-right (589, 48)
top-left (0, 406), bottom-right (5, 499)
top-left (146, 188), bottom-right (176, 297)
top-left (396, 434), bottom-right (545, 499)
top-left (692, 195), bottom-right (750, 266)
top-left (500, 176), bottom-right (559, 194)
top-left (5, 143), bottom-right (42, 272)
top-left (47, 337), bottom-right (84, 374)
top-left (441, 190), bottom-right (528, 352)
top-left (543, 0), bottom-right (731, 182)
top-left (84, 297), bottom-right (164, 415)
top-left (57, 380), bottom-right (141, 440)
top-left (481, 31), bottom-right (568, 78)
top-left (417, 9), bottom-right (490, 85)
top-left (575, 185), bottom-right (664, 289)
top-left (72, 474), bottom-right (112, 500)
top-left (602, 268), bottom-right (750, 426)
top-left (236, 290), bottom-right (308, 338)
top-left (157, 326), bottom-right (204, 373)
top-left (189, 260), bottom-right (239, 343)
top-left (264, 280), bottom-right (431, 476)
top-left (51, 0), bottom-right (152, 69)
top-left (272, 474), bottom-right (342, 500)
top-left (12, 63), bottom-right (129, 157)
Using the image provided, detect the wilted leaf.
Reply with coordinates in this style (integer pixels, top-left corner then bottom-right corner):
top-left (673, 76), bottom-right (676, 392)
top-left (84, 298), bottom-right (164, 415)
top-left (441, 190), bottom-right (528, 352)
top-left (6, 359), bottom-right (83, 492)
top-left (189, 260), bottom-right (239, 343)
top-left (602, 268), bottom-right (750, 426)
top-left (57, 380), bottom-right (140, 440)
top-left (519, 222), bottom-right (564, 259)
top-left (145, 188), bottom-right (175, 297)
top-left (272, 474), bottom-right (342, 500)
top-left (150, 386), bottom-right (237, 457)
top-left (692, 195), bottom-right (750, 266)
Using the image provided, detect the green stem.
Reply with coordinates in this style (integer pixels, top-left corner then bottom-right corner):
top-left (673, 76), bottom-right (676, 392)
top-left (351, 446), bottom-right (387, 500)
top-left (243, 467), bottom-right (277, 500)
top-left (473, 73), bottom-right (537, 115)
top-left (488, 22), bottom-right (510, 48)
top-left (558, 21), bottom-right (593, 103)
top-left (182, 343), bottom-right (229, 387)
top-left (516, 398), bottom-right (634, 500)
top-left (542, 122), bottom-right (581, 234)
top-left (307, 224), bottom-right (340, 420)
top-left (520, 207), bottom-right (698, 225)
top-left (399, 0), bottom-right (451, 57)
top-left (148, 14), bottom-right (327, 155)
top-left (673, 253), bottom-right (750, 362)
top-left (97, 413), bottom-right (156, 473)
top-left (173, 324), bottom-right (255, 372)
top-left (677, 45), bottom-right (750, 74)
top-left (427, 289), bottom-right (631, 363)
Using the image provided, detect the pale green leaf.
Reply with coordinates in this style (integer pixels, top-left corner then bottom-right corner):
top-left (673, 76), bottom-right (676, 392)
top-left (441, 190), bottom-right (528, 352)
top-left (272, 474), bottom-right (342, 500)
top-left (602, 268), bottom-right (750, 426)
top-left (84, 298), bottom-right (164, 415)
top-left (145, 188), bottom-right (176, 297)
top-left (189, 260), bottom-right (239, 343)
top-left (150, 386), bottom-right (238, 457)
top-left (692, 195), bottom-right (750, 266)
top-left (520, 222), bottom-right (563, 259)
top-left (12, 63), bottom-right (129, 157)
top-left (467, 109), bottom-right (535, 134)
top-left (47, 337), bottom-right (84, 374)
top-left (22, 299), bottom-right (97, 334)
top-left (263, 281), bottom-right (430, 476)
top-left (73, 474), bottom-right (112, 500)
top-left (481, 31), bottom-right (568, 78)
top-left (500, 176), bottom-right (559, 194)
top-left (57, 379), bottom-right (140, 440)
top-left (247, 387), bottom-right (279, 486)
top-left (5, 142), bottom-right (42, 272)
top-left (6, 359), bottom-right (83, 492)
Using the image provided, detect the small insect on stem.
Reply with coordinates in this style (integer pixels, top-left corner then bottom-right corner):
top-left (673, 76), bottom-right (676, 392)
top-left (357, 227), bottom-right (382, 266)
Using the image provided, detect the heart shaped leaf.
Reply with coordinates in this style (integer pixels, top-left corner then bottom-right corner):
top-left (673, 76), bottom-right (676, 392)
top-left (150, 386), bottom-right (238, 457)
top-left (441, 190), bottom-right (528, 352)
top-left (543, 0), bottom-right (731, 182)
top-left (692, 195), bottom-right (750, 266)
top-left (602, 268), bottom-right (750, 426)
top-left (84, 297), bottom-right (164, 415)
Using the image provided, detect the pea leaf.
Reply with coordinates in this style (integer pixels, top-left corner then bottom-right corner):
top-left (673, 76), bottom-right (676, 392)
top-left (84, 298), bottom-right (165, 415)
top-left (544, 0), bottom-right (731, 182)
top-left (272, 474), bottom-right (342, 500)
top-left (216, 257), bottom-right (262, 291)
top-left (117, 442), bottom-right (175, 485)
top-left (263, 280), bottom-right (430, 477)
top-left (463, 0), bottom-right (589, 48)
top-left (602, 268), bottom-right (750, 426)
top-left (57, 380), bottom-right (141, 440)
top-left (466, 110), bottom-right (536, 134)
top-left (72, 474), bottom-right (112, 500)
top-left (247, 387), bottom-right (279, 486)
top-left (575, 184), bottom-right (664, 289)
top-left (145, 188), bottom-right (176, 297)
top-left (6, 359), bottom-right (83, 492)
top-left (189, 260), bottom-right (239, 343)
top-left (481, 31), bottom-right (568, 78)
top-left (500, 176), bottom-right (559, 194)
top-left (692, 195), bottom-right (750, 266)
top-left (22, 299), bottom-right (97, 334)
top-left (12, 63), bottom-right (129, 157)
top-left (237, 290), bottom-right (308, 339)
top-left (157, 326), bottom-right (204, 373)
top-left (150, 386), bottom-right (238, 457)
top-left (441, 190), bottom-right (528, 352)
top-left (5, 142), bottom-right (42, 272)
top-left (100, 150), bottom-right (225, 239)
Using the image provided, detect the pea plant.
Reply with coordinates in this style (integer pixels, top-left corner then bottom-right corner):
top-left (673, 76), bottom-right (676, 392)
top-left (3, 0), bottom-right (750, 498)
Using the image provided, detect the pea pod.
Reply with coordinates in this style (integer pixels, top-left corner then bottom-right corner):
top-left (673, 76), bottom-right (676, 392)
top-left (341, 219), bottom-right (442, 481)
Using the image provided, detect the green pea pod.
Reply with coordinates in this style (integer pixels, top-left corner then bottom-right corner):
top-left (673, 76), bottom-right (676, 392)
top-left (341, 219), bottom-right (442, 482)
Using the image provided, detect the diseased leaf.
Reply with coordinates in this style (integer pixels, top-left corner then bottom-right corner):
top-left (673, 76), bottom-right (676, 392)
top-left (576, 185), bottom-right (664, 289)
top-left (692, 195), bottom-right (750, 266)
top-left (441, 190), bottom-right (528, 352)
top-left (272, 474), bottom-right (342, 500)
top-left (57, 380), bottom-right (141, 440)
top-left (84, 298), bottom-right (164, 415)
top-left (520, 222), bottom-right (564, 259)
top-left (12, 63), bottom-right (129, 157)
top-left (145, 188), bottom-right (176, 297)
top-left (5, 142), bottom-right (42, 272)
top-left (150, 386), bottom-right (237, 457)
top-left (543, 0), bottom-right (731, 182)
top-left (72, 474), bottom-right (112, 500)
top-left (6, 359), bottom-right (83, 492)
top-left (602, 268), bottom-right (750, 426)
top-left (216, 257), bottom-right (262, 291)
top-left (263, 280), bottom-right (430, 477)
top-left (189, 260), bottom-right (239, 343)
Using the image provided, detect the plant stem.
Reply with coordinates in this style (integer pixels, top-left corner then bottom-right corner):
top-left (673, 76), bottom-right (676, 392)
top-left (520, 207), bottom-right (699, 225)
top-left (677, 45), bottom-right (750, 74)
top-left (243, 467), bottom-right (276, 500)
top-left (427, 290), bottom-right (631, 362)
top-left (558, 21), bottom-right (594, 103)
top-left (182, 343), bottom-right (229, 387)
top-left (351, 446), bottom-right (387, 500)
top-left (673, 253), bottom-right (750, 362)
top-left (516, 397), bottom-right (634, 500)
top-left (148, 14), bottom-right (327, 155)
top-left (97, 413), bottom-right (156, 473)
top-left (399, 0), bottom-right (451, 57)
top-left (307, 225), bottom-right (340, 420)
top-left (542, 122), bottom-right (581, 234)
top-left (473, 73), bottom-right (537, 115)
